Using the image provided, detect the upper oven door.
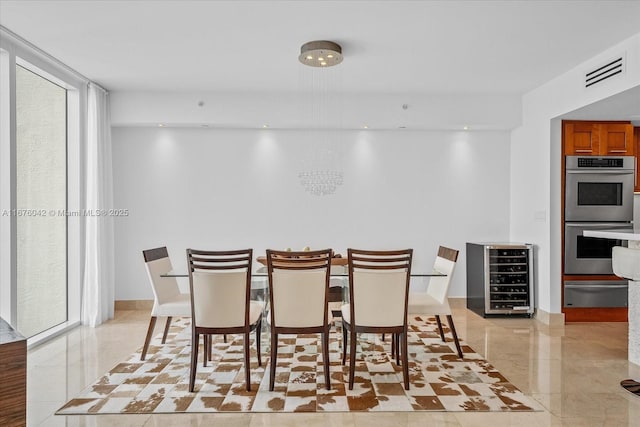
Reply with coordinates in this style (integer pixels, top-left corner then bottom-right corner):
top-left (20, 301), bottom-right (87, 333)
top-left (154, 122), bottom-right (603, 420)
top-left (565, 166), bottom-right (634, 222)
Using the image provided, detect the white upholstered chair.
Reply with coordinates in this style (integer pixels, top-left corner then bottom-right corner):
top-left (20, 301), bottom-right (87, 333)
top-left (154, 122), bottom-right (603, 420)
top-left (141, 246), bottom-right (191, 361)
top-left (266, 248), bottom-right (333, 391)
top-left (341, 248), bottom-right (413, 390)
top-left (186, 248), bottom-right (263, 392)
top-left (407, 246), bottom-right (463, 358)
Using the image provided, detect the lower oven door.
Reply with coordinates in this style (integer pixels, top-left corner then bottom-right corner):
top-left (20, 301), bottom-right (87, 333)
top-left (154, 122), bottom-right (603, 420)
top-left (564, 280), bottom-right (628, 308)
top-left (564, 222), bottom-right (631, 275)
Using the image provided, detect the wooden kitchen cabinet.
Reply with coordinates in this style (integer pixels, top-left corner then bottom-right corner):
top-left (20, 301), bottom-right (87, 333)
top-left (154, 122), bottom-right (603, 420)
top-left (563, 121), bottom-right (634, 156)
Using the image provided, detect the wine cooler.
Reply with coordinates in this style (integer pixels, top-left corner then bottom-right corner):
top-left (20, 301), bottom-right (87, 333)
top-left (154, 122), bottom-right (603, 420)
top-left (466, 242), bottom-right (534, 317)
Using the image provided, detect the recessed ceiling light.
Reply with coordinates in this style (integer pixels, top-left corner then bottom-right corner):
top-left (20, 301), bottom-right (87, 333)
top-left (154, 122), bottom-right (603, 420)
top-left (158, 123), bottom-right (165, 127)
top-left (363, 125), bottom-right (369, 129)
top-left (262, 124), bottom-right (269, 128)
top-left (320, 62), bottom-right (327, 66)
top-left (306, 55), bottom-right (313, 60)
top-left (463, 125), bottom-right (469, 130)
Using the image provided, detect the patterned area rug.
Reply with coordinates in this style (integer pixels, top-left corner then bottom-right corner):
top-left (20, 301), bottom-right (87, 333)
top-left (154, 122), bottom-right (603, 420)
top-left (57, 316), bottom-right (542, 414)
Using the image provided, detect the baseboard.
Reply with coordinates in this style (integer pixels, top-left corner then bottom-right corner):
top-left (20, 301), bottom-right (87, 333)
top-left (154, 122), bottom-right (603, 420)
top-left (535, 308), bottom-right (565, 326)
top-left (115, 300), bottom-right (153, 311)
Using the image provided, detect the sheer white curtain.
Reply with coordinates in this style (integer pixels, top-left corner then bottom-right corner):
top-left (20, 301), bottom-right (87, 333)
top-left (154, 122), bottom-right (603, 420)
top-left (81, 82), bottom-right (114, 326)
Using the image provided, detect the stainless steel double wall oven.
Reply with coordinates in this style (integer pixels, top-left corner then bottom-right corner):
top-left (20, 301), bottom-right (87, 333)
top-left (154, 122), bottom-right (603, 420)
top-left (564, 156), bottom-right (635, 308)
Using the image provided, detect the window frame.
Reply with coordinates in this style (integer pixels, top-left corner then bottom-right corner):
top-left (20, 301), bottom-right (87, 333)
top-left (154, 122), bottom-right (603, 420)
top-left (0, 28), bottom-right (85, 346)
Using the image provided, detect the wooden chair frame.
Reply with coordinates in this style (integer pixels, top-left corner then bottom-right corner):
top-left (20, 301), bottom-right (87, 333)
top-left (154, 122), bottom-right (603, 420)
top-left (187, 248), bottom-right (262, 392)
top-left (431, 247), bottom-right (463, 358)
top-left (141, 246), bottom-right (191, 361)
top-left (266, 248), bottom-right (333, 391)
top-left (401, 246), bottom-right (463, 359)
top-left (342, 248), bottom-right (413, 390)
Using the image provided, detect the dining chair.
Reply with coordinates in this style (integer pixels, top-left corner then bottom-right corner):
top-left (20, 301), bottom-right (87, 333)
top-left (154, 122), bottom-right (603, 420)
top-left (141, 246), bottom-right (191, 361)
top-left (186, 248), bottom-right (263, 392)
top-left (266, 248), bottom-right (333, 391)
top-left (407, 246), bottom-right (463, 358)
top-left (341, 248), bottom-right (413, 390)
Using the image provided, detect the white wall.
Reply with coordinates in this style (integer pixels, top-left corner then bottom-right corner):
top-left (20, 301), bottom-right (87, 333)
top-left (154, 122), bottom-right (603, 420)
top-left (112, 127), bottom-right (511, 300)
top-left (511, 33), bottom-right (640, 315)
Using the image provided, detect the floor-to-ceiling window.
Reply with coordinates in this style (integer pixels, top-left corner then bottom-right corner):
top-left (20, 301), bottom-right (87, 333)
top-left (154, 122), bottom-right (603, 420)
top-left (1, 28), bottom-right (84, 345)
top-left (15, 64), bottom-right (67, 338)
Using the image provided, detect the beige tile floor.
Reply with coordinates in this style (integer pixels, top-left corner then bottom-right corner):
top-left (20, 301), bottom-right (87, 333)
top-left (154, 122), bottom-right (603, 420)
top-left (27, 303), bottom-right (640, 426)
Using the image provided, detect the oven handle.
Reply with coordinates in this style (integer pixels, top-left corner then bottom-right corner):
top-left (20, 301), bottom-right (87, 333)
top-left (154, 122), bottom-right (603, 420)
top-left (566, 170), bottom-right (634, 175)
top-left (565, 222), bottom-right (634, 230)
top-left (564, 283), bottom-right (628, 290)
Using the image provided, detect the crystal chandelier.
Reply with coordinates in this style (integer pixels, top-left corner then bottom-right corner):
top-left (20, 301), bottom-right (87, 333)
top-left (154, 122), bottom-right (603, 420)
top-left (298, 40), bottom-right (344, 196)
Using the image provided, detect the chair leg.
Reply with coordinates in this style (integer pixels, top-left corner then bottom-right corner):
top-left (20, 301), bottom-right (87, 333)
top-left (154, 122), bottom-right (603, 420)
top-left (224, 334), bottom-right (227, 343)
top-left (382, 333), bottom-right (385, 342)
top-left (391, 333), bottom-right (395, 358)
top-left (203, 335), bottom-right (208, 367)
top-left (322, 329), bottom-right (331, 390)
top-left (162, 316), bottom-right (173, 344)
top-left (342, 322), bottom-right (348, 365)
top-left (393, 334), bottom-right (400, 365)
top-left (244, 332), bottom-right (251, 391)
top-left (207, 334), bottom-right (212, 362)
top-left (447, 315), bottom-right (464, 359)
top-left (269, 332), bottom-right (278, 391)
top-left (255, 320), bottom-right (262, 367)
top-left (189, 332), bottom-right (199, 392)
top-left (140, 316), bottom-right (157, 361)
top-left (435, 315), bottom-right (446, 342)
top-left (348, 329), bottom-right (357, 390)
top-left (401, 331), bottom-right (409, 390)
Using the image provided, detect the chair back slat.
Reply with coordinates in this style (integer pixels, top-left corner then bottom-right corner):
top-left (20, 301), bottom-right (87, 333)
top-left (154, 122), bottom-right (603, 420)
top-left (143, 246), bottom-right (169, 262)
top-left (437, 246), bottom-right (459, 262)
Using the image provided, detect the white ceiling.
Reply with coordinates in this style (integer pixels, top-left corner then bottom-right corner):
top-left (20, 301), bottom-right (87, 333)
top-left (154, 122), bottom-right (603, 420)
top-left (1, 1), bottom-right (639, 129)
top-left (2, 0), bottom-right (640, 95)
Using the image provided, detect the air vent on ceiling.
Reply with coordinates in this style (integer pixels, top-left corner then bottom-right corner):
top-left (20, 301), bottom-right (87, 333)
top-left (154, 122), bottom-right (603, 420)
top-left (585, 57), bottom-right (624, 88)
